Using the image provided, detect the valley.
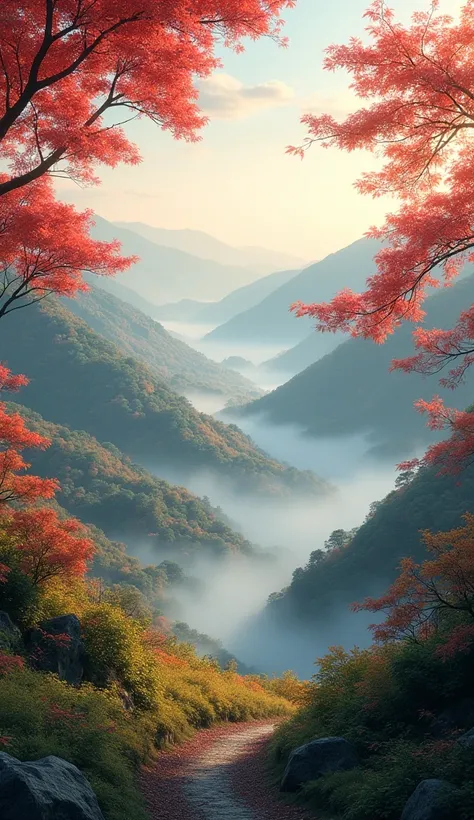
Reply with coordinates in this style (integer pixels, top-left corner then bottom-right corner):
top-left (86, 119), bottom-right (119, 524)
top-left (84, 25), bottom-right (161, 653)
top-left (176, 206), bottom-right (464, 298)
top-left (2, 4), bottom-right (474, 819)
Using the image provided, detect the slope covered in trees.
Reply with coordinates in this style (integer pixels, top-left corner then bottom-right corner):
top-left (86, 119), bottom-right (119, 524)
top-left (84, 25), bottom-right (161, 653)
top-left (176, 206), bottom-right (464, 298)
top-left (263, 459), bottom-right (474, 628)
top-left (238, 273), bottom-right (474, 458)
top-left (11, 404), bottom-right (255, 562)
top-left (0, 300), bottom-right (327, 499)
top-left (90, 217), bottom-right (264, 304)
top-left (66, 285), bottom-right (261, 404)
top-left (203, 238), bottom-right (379, 346)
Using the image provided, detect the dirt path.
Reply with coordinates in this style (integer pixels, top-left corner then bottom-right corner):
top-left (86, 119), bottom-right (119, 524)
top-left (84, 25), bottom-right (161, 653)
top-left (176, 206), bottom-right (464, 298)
top-left (140, 721), bottom-right (310, 820)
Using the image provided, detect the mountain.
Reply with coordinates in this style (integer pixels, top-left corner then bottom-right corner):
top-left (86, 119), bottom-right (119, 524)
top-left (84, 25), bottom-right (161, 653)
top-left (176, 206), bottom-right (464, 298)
top-left (89, 276), bottom-right (164, 318)
top-left (194, 268), bottom-right (300, 325)
top-left (153, 267), bottom-right (300, 327)
top-left (0, 298), bottom-right (329, 499)
top-left (261, 329), bottom-right (346, 376)
top-left (90, 216), bottom-right (265, 304)
top-left (237, 273), bottom-right (474, 460)
top-left (202, 237), bottom-right (380, 347)
top-left (262, 457), bottom-right (474, 629)
top-left (149, 298), bottom-right (211, 322)
top-left (66, 285), bottom-right (262, 404)
top-left (114, 221), bottom-right (307, 274)
top-left (13, 403), bottom-right (255, 562)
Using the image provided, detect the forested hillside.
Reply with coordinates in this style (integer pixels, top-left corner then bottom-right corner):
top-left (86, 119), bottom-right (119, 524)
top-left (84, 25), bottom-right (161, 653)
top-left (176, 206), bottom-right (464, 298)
top-left (12, 404), bottom-right (255, 561)
top-left (239, 274), bottom-right (474, 458)
top-left (203, 238), bottom-right (379, 346)
top-left (0, 300), bottom-right (328, 499)
top-left (263, 459), bottom-right (474, 626)
top-left (67, 286), bottom-right (261, 404)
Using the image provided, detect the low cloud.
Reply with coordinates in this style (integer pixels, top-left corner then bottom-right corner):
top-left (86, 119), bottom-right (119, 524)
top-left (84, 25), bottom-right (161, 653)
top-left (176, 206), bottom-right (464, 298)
top-left (198, 72), bottom-right (295, 120)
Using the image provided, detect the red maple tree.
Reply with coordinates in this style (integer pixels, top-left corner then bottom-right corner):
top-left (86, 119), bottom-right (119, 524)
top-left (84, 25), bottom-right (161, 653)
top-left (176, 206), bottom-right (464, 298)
top-left (354, 513), bottom-right (474, 657)
top-left (1, 506), bottom-right (94, 585)
top-left (0, 0), bottom-right (294, 316)
top-left (288, 1), bottom-right (474, 473)
top-left (0, 364), bottom-right (58, 506)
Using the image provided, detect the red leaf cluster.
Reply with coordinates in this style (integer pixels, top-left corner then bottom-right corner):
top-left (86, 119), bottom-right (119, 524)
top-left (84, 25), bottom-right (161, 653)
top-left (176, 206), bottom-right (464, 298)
top-left (354, 512), bottom-right (474, 645)
top-left (290, 2), bottom-right (474, 472)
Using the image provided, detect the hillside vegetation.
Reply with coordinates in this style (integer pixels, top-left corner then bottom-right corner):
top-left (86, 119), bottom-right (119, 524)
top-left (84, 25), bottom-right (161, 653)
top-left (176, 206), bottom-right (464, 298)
top-left (264, 458), bottom-right (474, 627)
top-left (0, 299), bottom-right (328, 499)
top-left (67, 285), bottom-right (261, 404)
top-left (12, 403), bottom-right (256, 563)
top-left (239, 273), bottom-right (474, 459)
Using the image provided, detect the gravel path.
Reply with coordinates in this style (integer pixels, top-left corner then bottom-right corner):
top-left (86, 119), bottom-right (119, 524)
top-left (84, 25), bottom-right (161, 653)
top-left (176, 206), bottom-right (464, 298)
top-left (140, 721), bottom-right (311, 820)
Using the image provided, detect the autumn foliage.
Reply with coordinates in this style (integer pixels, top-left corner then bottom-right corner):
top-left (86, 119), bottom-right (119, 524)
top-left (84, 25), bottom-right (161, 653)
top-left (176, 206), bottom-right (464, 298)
top-left (1, 507), bottom-right (94, 586)
top-left (354, 513), bottom-right (474, 649)
top-left (289, 1), bottom-right (474, 473)
top-left (0, 0), bottom-right (294, 317)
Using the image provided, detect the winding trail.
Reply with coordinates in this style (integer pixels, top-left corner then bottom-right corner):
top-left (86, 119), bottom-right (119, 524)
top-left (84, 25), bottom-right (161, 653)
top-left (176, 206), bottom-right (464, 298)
top-left (140, 721), bottom-right (311, 820)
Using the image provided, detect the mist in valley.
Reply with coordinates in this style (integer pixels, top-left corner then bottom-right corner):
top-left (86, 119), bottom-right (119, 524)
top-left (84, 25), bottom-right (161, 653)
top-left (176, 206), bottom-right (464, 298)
top-left (136, 315), bottom-right (409, 677)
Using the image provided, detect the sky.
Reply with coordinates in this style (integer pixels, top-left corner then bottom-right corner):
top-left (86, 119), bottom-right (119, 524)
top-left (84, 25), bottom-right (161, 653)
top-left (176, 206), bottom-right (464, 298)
top-left (57, 0), bottom-right (462, 262)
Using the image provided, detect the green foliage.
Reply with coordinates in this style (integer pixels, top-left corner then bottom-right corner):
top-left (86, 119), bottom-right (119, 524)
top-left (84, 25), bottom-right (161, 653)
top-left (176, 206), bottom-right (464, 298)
top-left (267, 460), bottom-right (474, 629)
top-left (242, 272), bottom-right (474, 454)
top-left (82, 604), bottom-right (159, 709)
top-left (0, 666), bottom-right (151, 820)
top-left (9, 402), bottom-right (256, 562)
top-left (272, 629), bottom-right (474, 820)
top-left (0, 299), bottom-right (327, 499)
top-left (68, 285), bottom-right (261, 404)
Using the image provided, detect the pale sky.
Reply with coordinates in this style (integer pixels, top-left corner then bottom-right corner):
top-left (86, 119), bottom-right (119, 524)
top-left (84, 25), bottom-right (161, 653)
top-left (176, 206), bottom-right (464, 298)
top-left (57, 0), bottom-right (462, 261)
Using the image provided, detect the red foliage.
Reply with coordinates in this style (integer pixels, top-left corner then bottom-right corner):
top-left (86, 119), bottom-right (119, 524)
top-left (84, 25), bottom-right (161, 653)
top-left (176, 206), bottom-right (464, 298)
top-left (2, 506), bottom-right (95, 585)
top-left (0, 0), bottom-right (294, 316)
top-left (0, 180), bottom-right (134, 317)
top-left (0, 366), bottom-right (58, 506)
top-left (289, 2), bottom-right (474, 472)
top-left (354, 513), bottom-right (474, 644)
top-left (0, 651), bottom-right (24, 675)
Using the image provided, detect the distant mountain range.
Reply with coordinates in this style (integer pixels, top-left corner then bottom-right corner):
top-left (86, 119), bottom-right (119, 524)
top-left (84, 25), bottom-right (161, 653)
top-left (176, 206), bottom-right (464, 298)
top-left (114, 221), bottom-right (307, 274)
top-left (202, 238), bottom-right (380, 347)
top-left (236, 272), bottom-right (474, 461)
top-left (153, 267), bottom-right (301, 327)
top-left (90, 216), bottom-right (268, 304)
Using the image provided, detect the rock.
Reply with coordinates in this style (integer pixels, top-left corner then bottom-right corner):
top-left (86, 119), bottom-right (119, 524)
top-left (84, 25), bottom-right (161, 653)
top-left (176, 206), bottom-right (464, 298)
top-left (0, 752), bottom-right (105, 819)
top-left (456, 726), bottom-right (474, 748)
top-left (25, 614), bottom-right (84, 685)
top-left (280, 737), bottom-right (359, 792)
top-left (0, 612), bottom-right (22, 653)
top-left (400, 779), bottom-right (460, 820)
top-left (430, 697), bottom-right (474, 737)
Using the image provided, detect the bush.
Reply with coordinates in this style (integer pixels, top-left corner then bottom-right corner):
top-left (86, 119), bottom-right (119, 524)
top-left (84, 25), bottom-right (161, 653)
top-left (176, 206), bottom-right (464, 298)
top-left (271, 633), bottom-right (474, 820)
top-left (0, 666), bottom-right (150, 820)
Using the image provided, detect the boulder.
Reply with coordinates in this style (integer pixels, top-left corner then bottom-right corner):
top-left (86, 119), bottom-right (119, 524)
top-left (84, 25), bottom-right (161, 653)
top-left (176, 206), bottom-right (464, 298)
top-left (0, 753), bottom-right (105, 819)
top-left (456, 726), bottom-right (474, 749)
top-left (25, 614), bottom-right (84, 685)
top-left (280, 736), bottom-right (359, 792)
top-left (400, 779), bottom-right (460, 820)
top-left (0, 612), bottom-right (22, 653)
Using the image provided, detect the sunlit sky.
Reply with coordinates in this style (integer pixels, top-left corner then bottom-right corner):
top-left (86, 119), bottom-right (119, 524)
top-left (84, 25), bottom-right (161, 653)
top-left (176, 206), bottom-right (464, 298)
top-left (57, 0), bottom-right (462, 261)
